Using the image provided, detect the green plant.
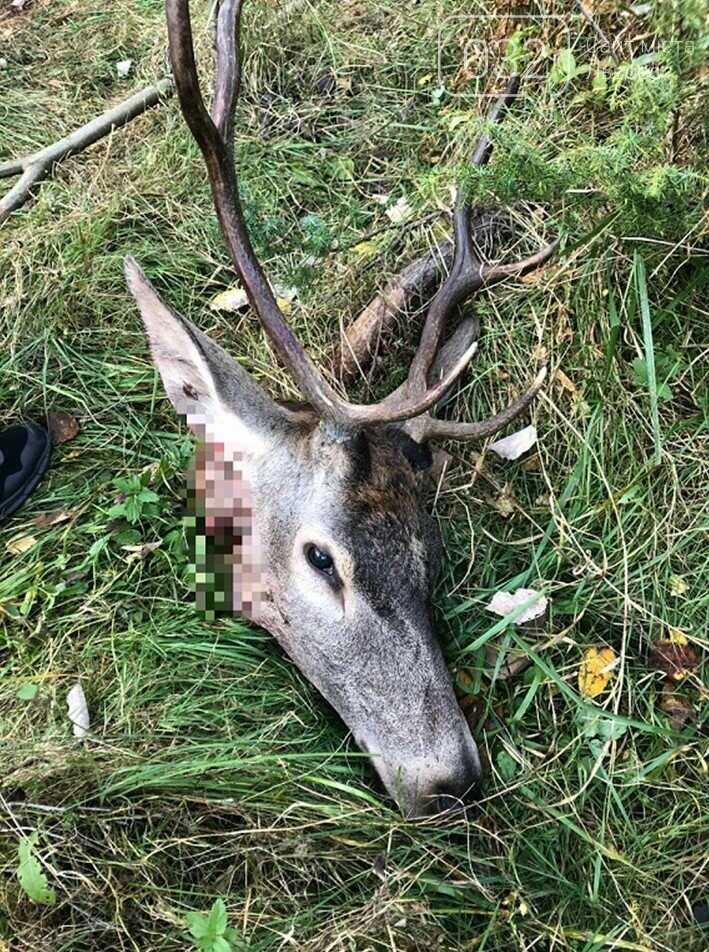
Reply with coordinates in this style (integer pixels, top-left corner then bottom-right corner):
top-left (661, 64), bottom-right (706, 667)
top-left (185, 899), bottom-right (246, 952)
top-left (16, 834), bottom-right (57, 907)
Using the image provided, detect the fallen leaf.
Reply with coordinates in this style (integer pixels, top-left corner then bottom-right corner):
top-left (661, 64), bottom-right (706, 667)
top-left (210, 287), bottom-right (250, 312)
top-left (578, 646), bottom-right (617, 698)
top-left (489, 425), bottom-right (537, 461)
top-left (66, 683), bottom-right (89, 738)
top-left (210, 283), bottom-right (296, 314)
top-left (16, 683), bottom-right (39, 701)
top-left (490, 483), bottom-right (517, 518)
top-left (6, 534), bottom-right (37, 555)
top-left (496, 749), bottom-right (518, 781)
top-left (554, 369), bottom-right (577, 396)
top-left (351, 240), bottom-right (380, 260)
top-left (483, 645), bottom-right (532, 680)
top-left (17, 834), bottom-right (56, 907)
top-left (487, 588), bottom-right (548, 625)
top-left (648, 641), bottom-right (699, 681)
top-left (33, 509), bottom-right (77, 528)
top-left (273, 284), bottom-right (298, 305)
top-left (521, 454), bottom-right (541, 472)
top-left (578, 711), bottom-right (627, 741)
top-left (63, 568), bottom-right (89, 584)
top-left (453, 669), bottom-right (484, 728)
top-left (659, 686), bottom-right (695, 730)
top-left (385, 196), bottom-right (413, 224)
top-left (372, 850), bottom-right (388, 880)
top-left (121, 540), bottom-right (162, 561)
top-left (47, 411), bottom-right (80, 445)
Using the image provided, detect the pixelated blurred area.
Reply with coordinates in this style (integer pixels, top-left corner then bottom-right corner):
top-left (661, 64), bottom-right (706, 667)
top-left (187, 442), bottom-right (264, 620)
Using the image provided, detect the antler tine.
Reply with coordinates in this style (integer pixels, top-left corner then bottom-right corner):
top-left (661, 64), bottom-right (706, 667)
top-left (212, 0), bottom-right (241, 145)
top-left (406, 75), bottom-right (530, 396)
top-left (166, 0), bottom-right (343, 421)
top-left (418, 366), bottom-right (547, 442)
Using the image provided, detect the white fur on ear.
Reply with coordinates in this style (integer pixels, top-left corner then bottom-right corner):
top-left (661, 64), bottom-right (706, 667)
top-left (125, 256), bottom-right (267, 456)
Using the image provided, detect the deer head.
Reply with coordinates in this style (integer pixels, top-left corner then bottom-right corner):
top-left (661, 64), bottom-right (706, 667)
top-left (126, 0), bottom-right (556, 818)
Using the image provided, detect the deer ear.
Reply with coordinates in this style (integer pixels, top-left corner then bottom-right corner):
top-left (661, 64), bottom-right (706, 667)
top-left (125, 255), bottom-right (290, 454)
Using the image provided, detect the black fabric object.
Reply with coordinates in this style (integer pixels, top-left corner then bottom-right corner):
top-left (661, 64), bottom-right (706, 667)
top-left (0, 423), bottom-right (52, 520)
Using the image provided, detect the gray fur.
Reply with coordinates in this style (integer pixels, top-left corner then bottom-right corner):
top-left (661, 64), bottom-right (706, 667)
top-left (127, 257), bottom-right (482, 817)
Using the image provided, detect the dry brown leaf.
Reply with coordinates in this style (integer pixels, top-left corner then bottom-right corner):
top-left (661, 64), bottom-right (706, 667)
top-left (521, 454), bottom-right (542, 472)
top-left (483, 645), bottom-right (533, 681)
top-left (578, 646), bottom-right (617, 698)
top-left (453, 670), bottom-right (484, 730)
top-left (647, 641), bottom-right (700, 681)
top-left (33, 509), bottom-right (77, 528)
top-left (659, 686), bottom-right (695, 730)
top-left (554, 369), bottom-right (577, 396)
top-left (372, 849), bottom-right (387, 880)
top-left (47, 411), bottom-right (80, 445)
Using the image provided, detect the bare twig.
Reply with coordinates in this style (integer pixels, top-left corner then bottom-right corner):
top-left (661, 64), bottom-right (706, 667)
top-left (574, 0), bottom-right (620, 66)
top-left (0, 79), bottom-right (174, 225)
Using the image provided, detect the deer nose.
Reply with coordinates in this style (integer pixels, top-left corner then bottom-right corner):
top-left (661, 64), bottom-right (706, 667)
top-left (432, 778), bottom-right (483, 818)
top-left (418, 752), bottom-right (484, 819)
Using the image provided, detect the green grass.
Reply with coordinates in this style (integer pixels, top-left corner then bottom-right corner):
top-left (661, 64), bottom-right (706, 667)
top-left (1, 0), bottom-right (707, 949)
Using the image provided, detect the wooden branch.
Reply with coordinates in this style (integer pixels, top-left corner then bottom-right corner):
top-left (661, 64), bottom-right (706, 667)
top-left (0, 79), bottom-right (174, 225)
top-left (336, 238), bottom-right (453, 380)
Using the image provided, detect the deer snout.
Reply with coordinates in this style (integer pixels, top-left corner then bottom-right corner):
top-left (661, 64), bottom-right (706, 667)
top-left (416, 745), bottom-right (483, 819)
top-left (362, 723), bottom-right (483, 820)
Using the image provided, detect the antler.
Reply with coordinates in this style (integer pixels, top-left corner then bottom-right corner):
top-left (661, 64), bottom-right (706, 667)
top-left (393, 76), bottom-right (557, 441)
top-left (166, 0), bottom-right (556, 438)
top-left (165, 0), bottom-right (481, 430)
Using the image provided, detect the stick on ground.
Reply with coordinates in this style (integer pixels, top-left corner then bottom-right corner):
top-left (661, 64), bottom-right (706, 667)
top-left (0, 78), bottom-right (174, 225)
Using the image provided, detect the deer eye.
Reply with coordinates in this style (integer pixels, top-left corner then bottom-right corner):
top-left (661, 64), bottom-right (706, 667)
top-left (306, 544), bottom-right (334, 575)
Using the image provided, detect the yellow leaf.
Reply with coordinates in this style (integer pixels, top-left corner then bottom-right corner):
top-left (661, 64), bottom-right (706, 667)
top-left (447, 111), bottom-right (474, 131)
top-left (6, 535), bottom-right (37, 555)
top-left (554, 368), bottom-right (577, 396)
top-left (351, 240), bottom-right (380, 260)
top-left (210, 287), bottom-right (249, 312)
top-left (578, 646), bottom-right (617, 698)
top-left (276, 297), bottom-right (292, 314)
top-left (667, 628), bottom-right (688, 645)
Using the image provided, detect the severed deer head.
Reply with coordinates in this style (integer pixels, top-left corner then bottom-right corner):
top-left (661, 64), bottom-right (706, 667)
top-left (125, 0), bottom-right (556, 818)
